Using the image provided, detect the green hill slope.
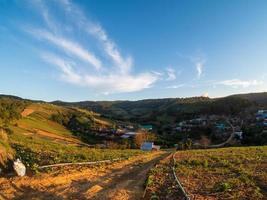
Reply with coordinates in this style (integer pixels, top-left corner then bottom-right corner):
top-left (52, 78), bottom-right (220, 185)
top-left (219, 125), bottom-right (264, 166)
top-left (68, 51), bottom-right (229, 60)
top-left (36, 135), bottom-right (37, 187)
top-left (53, 95), bottom-right (255, 129)
top-left (0, 97), bottom-right (142, 170)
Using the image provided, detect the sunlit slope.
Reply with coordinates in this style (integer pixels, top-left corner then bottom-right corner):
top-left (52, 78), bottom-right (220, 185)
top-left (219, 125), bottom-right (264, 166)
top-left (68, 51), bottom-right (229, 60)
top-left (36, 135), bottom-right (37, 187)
top-left (9, 102), bottom-right (115, 146)
top-left (3, 102), bottom-right (141, 170)
top-left (10, 103), bottom-right (84, 146)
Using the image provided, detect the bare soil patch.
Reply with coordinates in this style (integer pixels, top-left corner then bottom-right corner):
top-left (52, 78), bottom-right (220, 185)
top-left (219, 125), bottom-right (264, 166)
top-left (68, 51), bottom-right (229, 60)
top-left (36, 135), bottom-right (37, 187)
top-left (0, 151), bottom-right (167, 200)
top-left (21, 109), bottom-right (35, 117)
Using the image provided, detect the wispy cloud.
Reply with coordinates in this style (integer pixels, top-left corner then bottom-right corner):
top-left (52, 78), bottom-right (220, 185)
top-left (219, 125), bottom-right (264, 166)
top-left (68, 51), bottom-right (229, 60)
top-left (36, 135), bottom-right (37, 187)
top-left (195, 61), bottom-right (204, 79)
top-left (166, 68), bottom-right (176, 81)
top-left (58, 0), bottom-right (132, 75)
top-left (176, 51), bottom-right (206, 79)
top-left (42, 53), bottom-right (82, 84)
top-left (165, 84), bottom-right (185, 89)
top-left (42, 53), bottom-right (157, 94)
top-left (31, 0), bottom-right (58, 33)
top-left (88, 24), bottom-right (132, 74)
top-left (218, 79), bottom-right (263, 88)
top-left (30, 29), bottom-right (102, 70)
top-left (26, 0), bottom-right (159, 94)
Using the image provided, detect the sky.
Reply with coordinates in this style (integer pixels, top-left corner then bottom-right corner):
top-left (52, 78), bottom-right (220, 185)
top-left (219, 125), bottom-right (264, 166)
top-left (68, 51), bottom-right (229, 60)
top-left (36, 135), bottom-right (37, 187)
top-left (0, 0), bottom-right (267, 101)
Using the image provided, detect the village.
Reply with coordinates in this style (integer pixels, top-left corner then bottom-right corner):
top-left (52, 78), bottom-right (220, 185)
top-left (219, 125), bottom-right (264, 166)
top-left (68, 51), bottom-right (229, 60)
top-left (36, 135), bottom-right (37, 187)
top-left (89, 109), bottom-right (267, 150)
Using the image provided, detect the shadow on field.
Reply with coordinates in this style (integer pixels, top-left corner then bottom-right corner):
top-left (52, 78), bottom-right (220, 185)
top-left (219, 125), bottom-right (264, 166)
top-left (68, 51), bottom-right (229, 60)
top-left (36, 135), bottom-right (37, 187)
top-left (1, 153), bottom-right (167, 200)
top-left (9, 183), bottom-right (62, 200)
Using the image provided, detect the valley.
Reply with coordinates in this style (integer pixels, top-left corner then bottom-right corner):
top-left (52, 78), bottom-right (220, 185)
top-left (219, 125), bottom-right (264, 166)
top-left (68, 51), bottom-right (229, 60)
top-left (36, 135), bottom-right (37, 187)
top-left (0, 93), bottom-right (267, 199)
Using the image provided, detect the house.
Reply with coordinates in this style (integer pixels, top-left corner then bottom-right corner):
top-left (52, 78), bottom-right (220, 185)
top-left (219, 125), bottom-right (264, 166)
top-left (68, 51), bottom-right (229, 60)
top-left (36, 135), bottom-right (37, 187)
top-left (120, 131), bottom-right (138, 139)
top-left (126, 125), bottom-right (134, 130)
top-left (140, 125), bottom-right (153, 131)
top-left (175, 126), bottom-right (182, 131)
top-left (116, 129), bottom-right (125, 134)
top-left (141, 142), bottom-right (160, 151)
top-left (234, 131), bottom-right (243, 140)
top-left (215, 123), bottom-right (225, 131)
top-left (256, 110), bottom-right (267, 120)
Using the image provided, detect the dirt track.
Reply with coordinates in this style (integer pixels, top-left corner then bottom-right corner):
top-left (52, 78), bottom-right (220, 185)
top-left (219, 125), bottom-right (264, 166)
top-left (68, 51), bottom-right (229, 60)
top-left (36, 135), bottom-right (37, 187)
top-left (0, 152), bottom-right (167, 200)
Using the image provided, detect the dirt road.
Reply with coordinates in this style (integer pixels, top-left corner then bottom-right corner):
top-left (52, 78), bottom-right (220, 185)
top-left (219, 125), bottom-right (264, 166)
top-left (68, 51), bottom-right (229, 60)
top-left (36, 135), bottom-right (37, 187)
top-left (0, 152), bottom-right (168, 200)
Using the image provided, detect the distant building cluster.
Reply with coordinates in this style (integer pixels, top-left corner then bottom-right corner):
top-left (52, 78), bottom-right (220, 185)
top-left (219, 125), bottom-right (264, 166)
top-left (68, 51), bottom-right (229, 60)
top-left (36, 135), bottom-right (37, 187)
top-left (256, 110), bottom-right (267, 127)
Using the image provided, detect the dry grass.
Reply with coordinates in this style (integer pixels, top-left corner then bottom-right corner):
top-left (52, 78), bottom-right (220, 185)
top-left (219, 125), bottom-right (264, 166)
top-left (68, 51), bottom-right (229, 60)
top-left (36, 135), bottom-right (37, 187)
top-left (0, 152), bottom-right (162, 200)
top-left (0, 130), bottom-right (13, 166)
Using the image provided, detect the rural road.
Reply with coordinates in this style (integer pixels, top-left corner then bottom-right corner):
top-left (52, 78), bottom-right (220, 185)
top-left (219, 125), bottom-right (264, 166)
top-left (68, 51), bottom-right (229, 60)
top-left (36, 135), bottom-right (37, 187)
top-left (208, 120), bottom-right (236, 148)
top-left (0, 152), bottom-right (168, 200)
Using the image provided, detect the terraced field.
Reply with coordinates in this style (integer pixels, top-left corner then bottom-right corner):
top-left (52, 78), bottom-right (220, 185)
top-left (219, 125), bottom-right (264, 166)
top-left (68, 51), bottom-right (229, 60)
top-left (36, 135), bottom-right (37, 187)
top-left (1, 103), bottom-right (144, 171)
top-left (145, 146), bottom-right (267, 200)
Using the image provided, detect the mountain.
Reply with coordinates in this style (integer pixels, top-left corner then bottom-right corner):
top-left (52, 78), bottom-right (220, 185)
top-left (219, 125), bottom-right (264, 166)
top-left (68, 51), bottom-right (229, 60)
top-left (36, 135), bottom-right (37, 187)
top-left (53, 93), bottom-right (264, 129)
top-left (1, 92), bottom-right (266, 169)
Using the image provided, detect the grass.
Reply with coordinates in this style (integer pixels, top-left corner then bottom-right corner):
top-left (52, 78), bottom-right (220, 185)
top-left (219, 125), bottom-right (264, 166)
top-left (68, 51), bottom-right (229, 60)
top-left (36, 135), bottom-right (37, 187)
top-left (174, 146), bottom-right (267, 199)
top-left (15, 103), bottom-right (74, 136)
top-left (145, 146), bottom-right (267, 199)
top-left (144, 156), bottom-right (183, 200)
top-left (3, 102), bottom-right (145, 172)
top-left (8, 130), bottom-right (145, 172)
top-left (0, 130), bottom-right (14, 166)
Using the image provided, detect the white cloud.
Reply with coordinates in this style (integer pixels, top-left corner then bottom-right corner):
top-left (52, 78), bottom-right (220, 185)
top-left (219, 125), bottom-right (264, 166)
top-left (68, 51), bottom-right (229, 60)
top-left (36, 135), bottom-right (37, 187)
top-left (177, 52), bottom-right (206, 79)
top-left (31, 0), bottom-right (58, 33)
top-left (166, 68), bottom-right (176, 81)
top-left (42, 53), bottom-right (158, 94)
top-left (27, 0), bottom-right (160, 94)
top-left (194, 59), bottom-right (205, 79)
top-left (88, 24), bottom-right (132, 74)
top-left (152, 71), bottom-right (164, 77)
top-left (218, 79), bottom-right (263, 88)
top-left (58, 0), bottom-right (132, 74)
top-left (31, 29), bottom-right (102, 70)
top-left (84, 73), bottom-right (158, 94)
top-left (165, 84), bottom-right (184, 89)
top-left (42, 53), bottom-right (82, 84)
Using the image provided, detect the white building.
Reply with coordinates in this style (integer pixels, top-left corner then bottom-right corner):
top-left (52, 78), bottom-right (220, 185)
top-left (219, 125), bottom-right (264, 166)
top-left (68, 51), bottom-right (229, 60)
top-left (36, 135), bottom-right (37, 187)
top-left (141, 142), bottom-right (160, 151)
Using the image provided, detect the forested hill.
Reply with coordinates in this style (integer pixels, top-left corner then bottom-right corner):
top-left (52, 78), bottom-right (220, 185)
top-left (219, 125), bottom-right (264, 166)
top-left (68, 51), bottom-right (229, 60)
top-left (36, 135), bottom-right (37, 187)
top-left (2, 92), bottom-right (266, 128)
top-left (52, 93), bottom-right (267, 126)
top-left (230, 92), bottom-right (267, 105)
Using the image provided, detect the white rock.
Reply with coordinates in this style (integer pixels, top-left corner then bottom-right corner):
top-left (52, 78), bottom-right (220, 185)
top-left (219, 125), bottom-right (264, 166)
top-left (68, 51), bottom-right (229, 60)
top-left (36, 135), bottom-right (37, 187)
top-left (13, 159), bottom-right (26, 177)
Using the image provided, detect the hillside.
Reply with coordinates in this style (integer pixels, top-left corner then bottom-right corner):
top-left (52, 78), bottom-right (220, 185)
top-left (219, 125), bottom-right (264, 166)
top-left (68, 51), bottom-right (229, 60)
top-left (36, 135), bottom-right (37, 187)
top-left (0, 96), bottom-right (142, 170)
top-left (53, 94), bottom-right (257, 130)
top-left (1, 92), bottom-right (267, 169)
top-left (231, 92), bottom-right (267, 105)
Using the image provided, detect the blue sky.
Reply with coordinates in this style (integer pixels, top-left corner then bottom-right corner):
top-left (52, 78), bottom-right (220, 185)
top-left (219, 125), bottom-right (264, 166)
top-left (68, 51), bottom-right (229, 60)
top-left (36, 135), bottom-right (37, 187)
top-left (0, 0), bottom-right (267, 101)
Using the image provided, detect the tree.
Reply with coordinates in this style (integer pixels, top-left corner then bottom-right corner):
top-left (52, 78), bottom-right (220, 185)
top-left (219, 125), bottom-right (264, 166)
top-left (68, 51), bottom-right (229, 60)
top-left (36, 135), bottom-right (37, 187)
top-left (134, 132), bottom-right (147, 148)
top-left (199, 135), bottom-right (211, 148)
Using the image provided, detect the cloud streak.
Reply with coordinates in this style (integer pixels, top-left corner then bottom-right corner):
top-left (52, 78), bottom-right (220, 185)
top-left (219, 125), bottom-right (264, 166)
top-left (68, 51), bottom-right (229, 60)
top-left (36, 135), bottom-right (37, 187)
top-left (30, 29), bottom-right (102, 70)
top-left (195, 61), bottom-right (204, 79)
top-left (42, 53), bottom-right (157, 94)
top-left (165, 84), bottom-right (185, 89)
top-left (27, 0), bottom-right (159, 94)
top-left (166, 68), bottom-right (176, 81)
top-left (218, 79), bottom-right (263, 88)
top-left (58, 0), bottom-right (132, 75)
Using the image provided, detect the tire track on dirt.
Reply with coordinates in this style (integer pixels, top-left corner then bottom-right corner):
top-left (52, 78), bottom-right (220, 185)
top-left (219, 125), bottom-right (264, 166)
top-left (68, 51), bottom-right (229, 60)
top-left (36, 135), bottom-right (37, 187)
top-left (0, 152), bottom-right (168, 200)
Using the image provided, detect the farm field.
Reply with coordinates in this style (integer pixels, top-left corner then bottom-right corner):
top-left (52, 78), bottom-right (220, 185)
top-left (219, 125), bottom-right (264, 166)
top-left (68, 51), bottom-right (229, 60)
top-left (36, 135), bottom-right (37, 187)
top-left (8, 131), bottom-right (145, 171)
top-left (1, 102), bottom-right (137, 171)
top-left (145, 146), bottom-right (267, 200)
top-left (0, 151), bottom-right (166, 200)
